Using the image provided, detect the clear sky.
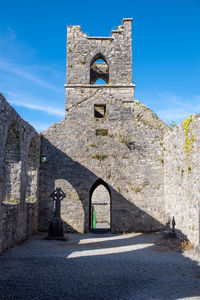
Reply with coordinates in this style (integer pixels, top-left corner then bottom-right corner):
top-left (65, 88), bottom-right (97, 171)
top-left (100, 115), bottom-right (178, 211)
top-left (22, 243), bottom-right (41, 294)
top-left (0, 0), bottom-right (200, 131)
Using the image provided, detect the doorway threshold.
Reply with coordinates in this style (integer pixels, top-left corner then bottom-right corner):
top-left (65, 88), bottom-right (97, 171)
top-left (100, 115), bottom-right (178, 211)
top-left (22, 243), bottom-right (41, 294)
top-left (90, 228), bottom-right (111, 234)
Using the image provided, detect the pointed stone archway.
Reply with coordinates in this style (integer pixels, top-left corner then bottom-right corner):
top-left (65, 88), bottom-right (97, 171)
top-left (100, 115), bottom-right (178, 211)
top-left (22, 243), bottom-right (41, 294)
top-left (89, 178), bottom-right (111, 233)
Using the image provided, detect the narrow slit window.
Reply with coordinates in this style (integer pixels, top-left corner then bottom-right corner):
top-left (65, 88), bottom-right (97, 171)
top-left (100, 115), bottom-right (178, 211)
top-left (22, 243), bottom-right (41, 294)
top-left (94, 104), bottom-right (106, 118)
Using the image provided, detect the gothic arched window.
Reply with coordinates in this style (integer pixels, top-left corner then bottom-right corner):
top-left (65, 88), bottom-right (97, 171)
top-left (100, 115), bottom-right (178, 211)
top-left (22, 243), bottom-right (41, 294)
top-left (90, 54), bottom-right (109, 84)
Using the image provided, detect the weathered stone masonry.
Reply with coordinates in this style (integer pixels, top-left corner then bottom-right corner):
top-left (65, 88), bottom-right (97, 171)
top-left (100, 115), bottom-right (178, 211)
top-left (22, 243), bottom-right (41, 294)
top-left (0, 19), bottom-right (200, 253)
top-left (39, 18), bottom-right (168, 234)
top-left (0, 94), bottom-right (40, 252)
top-left (164, 115), bottom-right (200, 246)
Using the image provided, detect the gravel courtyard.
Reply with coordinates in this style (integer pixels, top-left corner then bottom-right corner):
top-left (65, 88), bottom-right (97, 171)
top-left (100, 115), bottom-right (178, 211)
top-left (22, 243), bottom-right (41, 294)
top-left (0, 232), bottom-right (200, 300)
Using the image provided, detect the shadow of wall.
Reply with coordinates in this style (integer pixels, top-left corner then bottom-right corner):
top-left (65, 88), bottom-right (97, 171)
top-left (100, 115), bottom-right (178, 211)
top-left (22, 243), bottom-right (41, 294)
top-left (0, 232), bottom-right (199, 299)
top-left (39, 137), bottom-right (164, 234)
top-left (61, 233), bottom-right (200, 300)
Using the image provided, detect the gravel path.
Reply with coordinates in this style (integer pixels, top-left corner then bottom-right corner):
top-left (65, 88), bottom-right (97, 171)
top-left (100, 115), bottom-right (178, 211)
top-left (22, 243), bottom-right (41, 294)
top-left (0, 232), bottom-right (200, 300)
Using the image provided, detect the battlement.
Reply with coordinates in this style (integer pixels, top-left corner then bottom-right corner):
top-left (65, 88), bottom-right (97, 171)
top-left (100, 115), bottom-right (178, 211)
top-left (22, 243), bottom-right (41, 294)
top-left (66, 18), bottom-right (133, 87)
top-left (67, 18), bottom-right (132, 39)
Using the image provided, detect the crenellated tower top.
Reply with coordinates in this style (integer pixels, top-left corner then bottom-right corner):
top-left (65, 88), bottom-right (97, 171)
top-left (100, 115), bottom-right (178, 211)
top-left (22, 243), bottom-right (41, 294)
top-left (65, 18), bottom-right (134, 86)
top-left (65, 18), bottom-right (135, 114)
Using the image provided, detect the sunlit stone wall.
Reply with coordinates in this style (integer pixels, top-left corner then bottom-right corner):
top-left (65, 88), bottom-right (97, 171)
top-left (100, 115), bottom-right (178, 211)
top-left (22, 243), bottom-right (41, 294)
top-left (0, 94), bottom-right (40, 252)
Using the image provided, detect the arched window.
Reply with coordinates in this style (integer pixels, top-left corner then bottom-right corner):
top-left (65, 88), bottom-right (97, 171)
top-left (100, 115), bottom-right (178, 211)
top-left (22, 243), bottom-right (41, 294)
top-left (90, 54), bottom-right (109, 84)
top-left (3, 120), bottom-right (21, 203)
top-left (89, 179), bottom-right (111, 231)
top-left (93, 78), bottom-right (107, 85)
top-left (25, 137), bottom-right (38, 203)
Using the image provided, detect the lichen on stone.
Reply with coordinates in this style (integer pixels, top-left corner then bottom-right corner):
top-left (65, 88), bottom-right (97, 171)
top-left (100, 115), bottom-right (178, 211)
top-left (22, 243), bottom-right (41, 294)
top-left (183, 115), bottom-right (194, 173)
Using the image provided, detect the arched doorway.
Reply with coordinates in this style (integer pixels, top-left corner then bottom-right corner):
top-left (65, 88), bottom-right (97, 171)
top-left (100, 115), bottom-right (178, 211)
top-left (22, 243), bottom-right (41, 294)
top-left (89, 179), bottom-right (111, 232)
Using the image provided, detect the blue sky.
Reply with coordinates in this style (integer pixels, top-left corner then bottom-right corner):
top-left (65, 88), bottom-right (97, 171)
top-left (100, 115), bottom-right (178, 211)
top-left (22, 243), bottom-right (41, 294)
top-left (0, 0), bottom-right (200, 131)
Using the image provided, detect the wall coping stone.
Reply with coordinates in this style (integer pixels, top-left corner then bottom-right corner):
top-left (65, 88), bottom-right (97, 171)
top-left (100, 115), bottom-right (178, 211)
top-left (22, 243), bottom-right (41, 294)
top-left (64, 84), bottom-right (135, 88)
top-left (123, 18), bottom-right (133, 23)
top-left (2, 202), bottom-right (19, 207)
top-left (86, 37), bottom-right (114, 40)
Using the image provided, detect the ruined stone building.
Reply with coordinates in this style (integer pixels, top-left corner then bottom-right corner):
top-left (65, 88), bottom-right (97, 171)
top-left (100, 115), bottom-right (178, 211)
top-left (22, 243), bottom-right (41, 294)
top-left (0, 18), bottom-right (200, 254)
top-left (39, 18), bottom-right (167, 234)
top-left (0, 94), bottom-right (40, 251)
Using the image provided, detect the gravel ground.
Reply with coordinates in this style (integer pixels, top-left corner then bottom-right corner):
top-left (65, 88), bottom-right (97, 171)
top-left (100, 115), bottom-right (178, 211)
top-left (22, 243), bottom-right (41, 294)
top-left (0, 232), bottom-right (200, 300)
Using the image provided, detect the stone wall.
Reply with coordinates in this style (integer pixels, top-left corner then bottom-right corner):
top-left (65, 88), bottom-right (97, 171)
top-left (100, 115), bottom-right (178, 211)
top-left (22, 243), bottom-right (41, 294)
top-left (0, 94), bottom-right (40, 252)
top-left (39, 97), bottom-right (167, 233)
top-left (164, 115), bottom-right (200, 246)
top-left (1, 18), bottom-right (200, 251)
top-left (39, 19), bottom-right (168, 234)
top-left (2, 18), bottom-right (200, 250)
top-left (1, 202), bottom-right (38, 251)
top-left (66, 18), bottom-right (133, 87)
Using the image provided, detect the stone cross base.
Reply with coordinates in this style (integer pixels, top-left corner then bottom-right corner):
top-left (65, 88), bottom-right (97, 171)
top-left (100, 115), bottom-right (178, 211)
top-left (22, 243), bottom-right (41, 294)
top-left (45, 217), bottom-right (67, 241)
top-left (163, 230), bottom-right (176, 239)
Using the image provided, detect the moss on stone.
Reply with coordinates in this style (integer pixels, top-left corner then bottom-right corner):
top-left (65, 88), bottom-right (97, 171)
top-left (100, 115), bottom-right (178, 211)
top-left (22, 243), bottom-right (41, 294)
top-left (96, 129), bottom-right (108, 136)
top-left (134, 186), bottom-right (142, 193)
top-left (92, 154), bottom-right (107, 160)
top-left (183, 115), bottom-right (194, 174)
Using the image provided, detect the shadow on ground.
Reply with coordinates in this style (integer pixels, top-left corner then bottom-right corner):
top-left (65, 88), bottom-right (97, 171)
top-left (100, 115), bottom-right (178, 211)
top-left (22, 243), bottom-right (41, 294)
top-left (0, 232), bottom-right (199, 300)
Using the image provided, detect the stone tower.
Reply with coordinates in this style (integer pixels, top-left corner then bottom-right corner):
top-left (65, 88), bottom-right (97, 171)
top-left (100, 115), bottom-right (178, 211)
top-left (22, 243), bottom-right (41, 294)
top-left (65, 18), bottom-right (135, 114)
top-left (0, 19), bottom-right (200, 254)
top-left (39, 19), bottom-right (167, 233)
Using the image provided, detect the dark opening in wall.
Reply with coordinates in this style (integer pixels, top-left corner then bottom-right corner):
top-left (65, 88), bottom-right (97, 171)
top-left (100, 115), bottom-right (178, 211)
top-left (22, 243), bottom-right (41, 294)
top-left (90, 54), bottom-right (109, 84)
top-left (94, 104), bottom-right (106, 118)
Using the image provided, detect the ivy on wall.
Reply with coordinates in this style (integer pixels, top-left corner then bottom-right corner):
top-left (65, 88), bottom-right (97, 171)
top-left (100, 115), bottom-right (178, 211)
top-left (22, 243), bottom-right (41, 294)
top-left (183, 115), bottom-right (194, 174)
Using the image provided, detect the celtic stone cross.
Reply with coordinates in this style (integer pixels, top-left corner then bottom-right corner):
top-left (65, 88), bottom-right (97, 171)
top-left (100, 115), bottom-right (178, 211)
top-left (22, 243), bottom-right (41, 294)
top-left (47, 187), bottom-right (66, 239)
top-left (51, 187), bottom-right (66, 218)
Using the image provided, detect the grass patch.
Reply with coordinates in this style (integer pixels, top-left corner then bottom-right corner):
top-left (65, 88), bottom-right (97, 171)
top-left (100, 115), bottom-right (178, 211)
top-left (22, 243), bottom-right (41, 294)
top-left (181, 240), bottom-right (194, 251)
top-left (106, 171), bottom-right (111, 179)
top-left (3, 199), bottom-right (19, 204)
top-left (119, 136), bottom-right (131, 143)
top-left (96, 129), bottom-right (108, 136)
top-left (25, 198), bottom-right (36, 203)
top-left (134, 186), bottom-right (142, 193)
top-left (92, 154), bottom-right (107, 161)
